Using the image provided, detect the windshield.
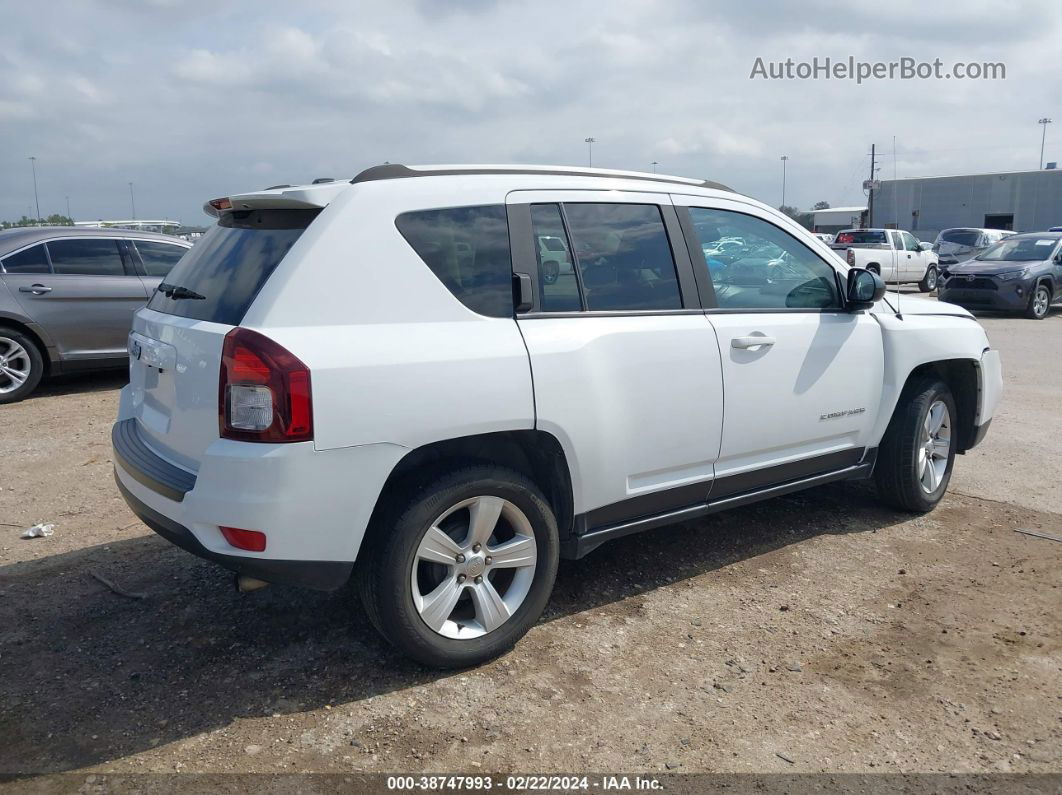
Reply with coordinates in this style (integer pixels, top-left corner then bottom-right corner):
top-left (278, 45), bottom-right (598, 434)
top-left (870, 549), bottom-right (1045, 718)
top-left (834, 230), bottom-right (888, 247)
top-left (940, 229), bottom-right (981, 247)
top-left (975, 237), bottom-right (1059, 262)
top-left (146, 208), bottom-right (319, 325)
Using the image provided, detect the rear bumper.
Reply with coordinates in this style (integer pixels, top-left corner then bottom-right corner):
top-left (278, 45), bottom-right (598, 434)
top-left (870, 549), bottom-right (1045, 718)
top-left (116, 475), bottom-right (352, 590)
top-left (112, 387), bottom-right (409, 588)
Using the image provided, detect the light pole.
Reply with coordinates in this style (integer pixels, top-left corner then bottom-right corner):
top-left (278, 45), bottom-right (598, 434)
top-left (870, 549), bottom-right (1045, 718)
top-left (584, 137), bottom-right (596, 168)
top-left (651, 161), bottom-right (659, 173)
top-left (780, 155), bottom-right (789, 208)
top-left (28, 157), bottom-right (41, 224)
top-left (1038, 118), bottom-right (1052, 169)
top-left (129, 182), bottom-right (136, 220)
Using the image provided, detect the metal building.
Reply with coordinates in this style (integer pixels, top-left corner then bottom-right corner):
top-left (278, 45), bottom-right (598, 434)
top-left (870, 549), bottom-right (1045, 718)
top-left (871, 168), bottom-right (1062, 241)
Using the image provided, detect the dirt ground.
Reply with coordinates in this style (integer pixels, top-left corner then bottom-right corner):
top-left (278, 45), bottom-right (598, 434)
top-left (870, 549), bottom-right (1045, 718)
top-left (1, 306), bottom-right (1060, 781)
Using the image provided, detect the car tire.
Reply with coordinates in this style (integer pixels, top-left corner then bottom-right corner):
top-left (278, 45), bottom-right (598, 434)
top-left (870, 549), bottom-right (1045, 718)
top-left (867, 264), bottom-right (880, 276)
top-left (0, 328), bottom-right (45, 404)
top-left (918, 266), bottom-right (938, 293)
top-left (875, 376), bottom-right (957, 513)
top-left (542, 261), bottom-right (560, 285)
top-left (357, 464), bottom-right (559, 668)
top-left (1025, 283), bottom-right (1051, 320)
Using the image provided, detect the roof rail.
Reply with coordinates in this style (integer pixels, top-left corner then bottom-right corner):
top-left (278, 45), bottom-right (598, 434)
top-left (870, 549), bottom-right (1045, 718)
top-left (350, 163), bottom-right (732, 192)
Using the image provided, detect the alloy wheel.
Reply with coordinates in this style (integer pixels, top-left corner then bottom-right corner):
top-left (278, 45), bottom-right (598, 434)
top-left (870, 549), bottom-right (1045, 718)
top-left (918, 399), bottom-right (952, 494)
top-left (0, 336), bottom-right (31, 395)
top-left (1033, 286), bottom-right (1050, 318)
top-left (410, 496), bottom-right (538, 639)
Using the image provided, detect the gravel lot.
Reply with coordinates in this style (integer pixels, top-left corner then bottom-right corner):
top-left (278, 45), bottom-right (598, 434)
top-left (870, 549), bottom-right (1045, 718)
top-left (1, 305), bottom-right (1060, 780)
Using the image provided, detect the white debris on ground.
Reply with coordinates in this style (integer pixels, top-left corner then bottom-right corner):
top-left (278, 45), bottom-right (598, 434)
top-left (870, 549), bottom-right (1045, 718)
top-left (20, 523), bottom-right (55, 539)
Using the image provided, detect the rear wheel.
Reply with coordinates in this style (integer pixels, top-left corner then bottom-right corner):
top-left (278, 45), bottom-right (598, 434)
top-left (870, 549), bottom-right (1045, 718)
top-left (0, 329), bottom-right (44, 404)
top-left (542, 260), bottom-right (560, 285)
top-left (918, 266), bottom-right (938, 292)
top-left (1025, 283), bottom-right (1051, 320)
top-left (867, 264), bottom-right (881, 276)
top-left (875, 377), bottom-right (957, 513)
top-left (358, 465), bottom-right (559, 668)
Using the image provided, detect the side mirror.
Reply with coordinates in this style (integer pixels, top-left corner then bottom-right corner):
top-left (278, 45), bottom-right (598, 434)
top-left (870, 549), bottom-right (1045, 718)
top-left (847, 267), bottom-right (886, 310)
top-left (919, 242), bottom-right (932, 251)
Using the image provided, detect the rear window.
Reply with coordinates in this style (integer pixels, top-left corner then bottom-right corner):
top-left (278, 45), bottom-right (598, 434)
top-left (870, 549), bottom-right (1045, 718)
top-left (147, 209), bottom-right (318, 325)
top-left (940, 229), bottom-right (981, 247)
top-left (1, 243), bottom-right (49, 274)
top-left (395, 204), bottom-right (513, 318)
top-left (834, 230), bottom-right (888, 247)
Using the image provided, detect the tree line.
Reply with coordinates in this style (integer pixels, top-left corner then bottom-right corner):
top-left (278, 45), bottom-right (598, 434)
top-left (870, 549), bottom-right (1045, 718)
top-left (2, 215), bottom-right (75, 229)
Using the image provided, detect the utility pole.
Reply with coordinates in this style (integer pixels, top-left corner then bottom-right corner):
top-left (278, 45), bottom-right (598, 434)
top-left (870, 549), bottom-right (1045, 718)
top-left (28, 157), bottom-right (41, 224)
top-left (1038, 118), bottom-right (1052, 169)
top-left (65, 195), bottom-right (72, 222)
top-left (867, 143), bottom-right (876, 228)
top-left (650, 161), bottom-right (658, 173)
top-left (129, 182), bottom-right (136, 220)
top-left (584, 137), bottom-right (596, 168)
top-left (780, 155), bottom-right (789, 208)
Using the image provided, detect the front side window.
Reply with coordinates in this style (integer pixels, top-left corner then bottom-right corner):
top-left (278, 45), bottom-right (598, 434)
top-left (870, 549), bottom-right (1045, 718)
top-left (1, 243), bottom-right (49, 274)
top-left (688, 208), bottom-right (841, 310)
top-left (396, 205), bottom-right (513, 318)
top-left (135, 241), bottom-right (188, 277)
top-left (47, 238), bottom-right (125, 276)
top-left (901, 232), bottom-right (921, 252)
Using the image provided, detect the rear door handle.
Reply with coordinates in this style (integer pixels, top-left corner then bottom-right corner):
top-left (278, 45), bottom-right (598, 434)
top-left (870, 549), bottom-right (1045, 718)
top-left (731, 335), bottom-right (776, 350)
top-left (19, 284), bottom-right (52, 295)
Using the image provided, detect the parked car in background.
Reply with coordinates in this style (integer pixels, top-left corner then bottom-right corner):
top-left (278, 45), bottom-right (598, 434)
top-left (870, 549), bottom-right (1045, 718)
top-left (832, 228), bottom-right (940, 291)
top-left (933, 228), bottom-right (1014, 267)
top-left (939, 231), bottom-right (1062, 319)
top-left (0, 227), bottom-right (191, 402)
top-left (537, 234), bottom-right (572, 284)
top-left (112, 164), bottom-right (1000, 668)
top-left (1048, 226), bottom-right (1062, 232)
top-left (812, 232), bottom-right (835, 245)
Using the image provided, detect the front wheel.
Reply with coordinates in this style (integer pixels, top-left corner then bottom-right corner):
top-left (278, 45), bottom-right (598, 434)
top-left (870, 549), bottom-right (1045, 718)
top-left (358, 465), bottom-right (559, 668)
top-left (1025, 283), bottom-right (1051, 320)
top-left (918, 265), bottom-right (938, 292)
top-left (875, 377), bottom-right (957, 513)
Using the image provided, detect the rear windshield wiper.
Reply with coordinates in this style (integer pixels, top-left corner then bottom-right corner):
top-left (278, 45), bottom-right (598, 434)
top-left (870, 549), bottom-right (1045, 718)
top-left (157, 282), bottom-right (206, 300)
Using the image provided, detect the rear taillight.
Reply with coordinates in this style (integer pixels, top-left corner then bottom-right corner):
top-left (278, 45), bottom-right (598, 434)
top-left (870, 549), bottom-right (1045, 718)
top-left (846, 249), bottom-right (855, 266)
top-left (219, 328), bottom-right (312, 443)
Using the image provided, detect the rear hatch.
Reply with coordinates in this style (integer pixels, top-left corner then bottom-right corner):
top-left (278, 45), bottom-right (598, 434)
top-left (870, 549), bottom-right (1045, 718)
top-left (128, 206), bottom-right (321, 470)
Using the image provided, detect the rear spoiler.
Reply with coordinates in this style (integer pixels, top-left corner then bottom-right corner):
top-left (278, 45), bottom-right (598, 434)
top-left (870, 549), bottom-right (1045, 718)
top-left (202, 182), bottom-right (349, 219)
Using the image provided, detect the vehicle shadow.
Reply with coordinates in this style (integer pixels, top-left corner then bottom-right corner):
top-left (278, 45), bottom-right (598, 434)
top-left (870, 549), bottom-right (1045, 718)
top-left (0, 482), bottom-right (908, 776)
top-left (27, 369), bottom-right (128, 400)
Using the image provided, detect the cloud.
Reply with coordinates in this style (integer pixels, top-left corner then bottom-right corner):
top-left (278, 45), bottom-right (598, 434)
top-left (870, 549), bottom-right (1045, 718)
top-left (0, 0), bottom-right (1059, 223)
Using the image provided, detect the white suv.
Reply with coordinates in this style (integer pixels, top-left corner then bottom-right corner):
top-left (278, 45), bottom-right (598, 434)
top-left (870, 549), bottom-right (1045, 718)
top-left (113, 164), bottom-right (1002, 667)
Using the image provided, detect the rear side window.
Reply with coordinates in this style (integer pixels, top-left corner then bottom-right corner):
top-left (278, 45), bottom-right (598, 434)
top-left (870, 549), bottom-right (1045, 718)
top-left (396, 205), bottom-right (513, 318)
top-left (47, 238), bottom-right (125, 275)
top-left (1, 243), bottom-right (49, 274)
top-left (135, 241), bottom-right (187, 277)
top-left (532, 203), bottom-right (682, 312)
top-left (147, 209), bottom-right (318, 325)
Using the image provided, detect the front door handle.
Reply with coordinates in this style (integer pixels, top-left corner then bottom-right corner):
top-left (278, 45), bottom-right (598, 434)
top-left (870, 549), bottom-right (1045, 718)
top-left (732, 335), bottom-right (776, 350)
top-left (19, 284), bottom-right (52, 295)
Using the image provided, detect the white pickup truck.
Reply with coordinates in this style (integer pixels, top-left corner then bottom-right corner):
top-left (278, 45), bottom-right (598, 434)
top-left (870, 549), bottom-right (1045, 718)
top-left (832, 228), bottom-right (940, 292)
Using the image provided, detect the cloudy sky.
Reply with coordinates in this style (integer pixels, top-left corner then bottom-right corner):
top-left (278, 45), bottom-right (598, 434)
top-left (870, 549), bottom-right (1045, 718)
top-left (2, 0), bottom-right (1059, 225)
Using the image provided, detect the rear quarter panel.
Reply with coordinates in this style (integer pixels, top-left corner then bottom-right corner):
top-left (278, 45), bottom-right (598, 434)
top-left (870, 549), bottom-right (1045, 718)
top-left (243, 180), bottom-right (536, 453)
